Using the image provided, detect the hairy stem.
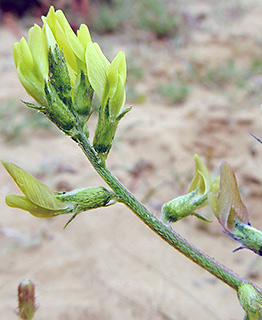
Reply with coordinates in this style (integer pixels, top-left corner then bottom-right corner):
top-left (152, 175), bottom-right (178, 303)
top-left (76, 131), bottom-right (258, 292)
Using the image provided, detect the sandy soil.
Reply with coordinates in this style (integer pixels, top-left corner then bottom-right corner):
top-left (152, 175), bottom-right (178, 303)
top-left (1, 1), bottom-right (262, 319)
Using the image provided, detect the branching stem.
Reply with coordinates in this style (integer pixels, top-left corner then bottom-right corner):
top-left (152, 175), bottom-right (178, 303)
top-left (76, 131), bottom-right (259, 293)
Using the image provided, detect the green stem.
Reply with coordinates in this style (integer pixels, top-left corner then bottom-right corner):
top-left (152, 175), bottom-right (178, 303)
top-left (76, 131), bottom-right (258, 292)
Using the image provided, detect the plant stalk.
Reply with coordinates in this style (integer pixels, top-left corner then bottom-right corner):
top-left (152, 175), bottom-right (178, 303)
top-left (76, 131), bottom-right (258, 292)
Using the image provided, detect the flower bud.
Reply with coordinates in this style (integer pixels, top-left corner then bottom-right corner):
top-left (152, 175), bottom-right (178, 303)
top-left (238, 284), bottom-right (262, 319)
top-left (56, 186), bottom-right (115, 212)
top-left (56, 186), bottom-right (116, 227)
top-left (17, 280), bottom-right (37, 320)
top-left (162, 189), bottom-right (209, 224)
top-left (44, 80), bottom-right (76, 132)
top-left (162, 154), bottom-right (218, 224)
top-left (43, 7), bottom-right (91, 70)
top-left (85, 42), bottom-right (127, 117)
top-left (13, 24), bottom-right (48, 106)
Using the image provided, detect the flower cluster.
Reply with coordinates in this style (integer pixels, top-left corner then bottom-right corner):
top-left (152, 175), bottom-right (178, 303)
top-left (13, 6), bottom-right (127, 156)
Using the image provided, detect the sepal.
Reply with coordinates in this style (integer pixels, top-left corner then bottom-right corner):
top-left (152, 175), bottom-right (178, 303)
top-left (93, 102), bottom-right (117, 157)
top-left (22, 100), bottom-right (45, 111)
top-left (56, 186), bottom-right (116, 227)
top-left (48, 45), bottom-right (73, 108)
top-left (56, 186), bottom-right (115, 211)
top-left (74, 70), bottom-right (94, 123)
top-left (238, 284), bottom-right (262, 320)
top-left (161, 189), bottom-right (211, 224)
top-left (44, 81), bottom-right (76, 133)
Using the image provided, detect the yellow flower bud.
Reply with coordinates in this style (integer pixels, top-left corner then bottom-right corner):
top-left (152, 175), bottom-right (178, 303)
top-left (85, 42), bottom-right (109, 105)
top-left (188, 154), bottom-right (212, 196)
top-left (13, 24), bottom-right (48, 106)
top-left (85, 42), bottom-right (127, 118)
top-left (107, 51), bottom-right (127, 117)
top-left (43, 6), bottom-right (91, 77)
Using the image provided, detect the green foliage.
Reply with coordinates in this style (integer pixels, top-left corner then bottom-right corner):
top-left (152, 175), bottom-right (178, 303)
top-left (250, 58), bottom-right (262, 74)
top-left (126, 57), bottom-right (145, 103)
top-left (126, 85), bottom-right (146, 103)
top-left (190, 60), bottom-right (246, 90)
top-left (158, 79), bottom-right (190, 105)
top-left (90, 0), bottom-right (130, 33)
top-left (0, 100), bottom-right (54, 143)
top-left (136, 0), bottom-right (180, 38)
top-left (127, 61), bottom-right (144, 82)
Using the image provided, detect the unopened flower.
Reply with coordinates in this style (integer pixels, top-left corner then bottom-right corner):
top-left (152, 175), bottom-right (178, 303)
top-left (13, 24), bottom-right (48, 106)
top-left (85, 42), bottom-right (128, 157)
top-left (85, 42), bottom-right (127, 118)
top-left (42, 6), bottom-right (92, 80)
top-left (17, 280), bottom-right (37, 320)
top-left (188, 154), bottom-right (219, 201)
top-left (238, 284), bottom-right (262, 319)
top-left (162, 154), bottom-right (219, 224)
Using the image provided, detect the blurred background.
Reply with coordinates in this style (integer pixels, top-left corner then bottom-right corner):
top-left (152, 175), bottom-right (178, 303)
top-left (1, 0), bottom-right (262, 319)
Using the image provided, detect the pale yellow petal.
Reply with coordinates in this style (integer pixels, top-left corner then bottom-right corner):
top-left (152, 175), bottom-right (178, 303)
top-left (77, 24), bottom-right (91, 48)
top-left (110, 74), bottom-right (126, 116)
top-left (110, 51), bottom-right (126, 83)
top-left (188, 154), bottom-right (211, 195)
top-left (28, 24), bottom-right (48, 79)
top-left (85, 42), bottom-right (109, 103)
top-left (5, 195), bottom-right (60, 218)
top-left (16, 67), bottom-right (46, 106)
top-left (2, 161), bottom-right (67, 211)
